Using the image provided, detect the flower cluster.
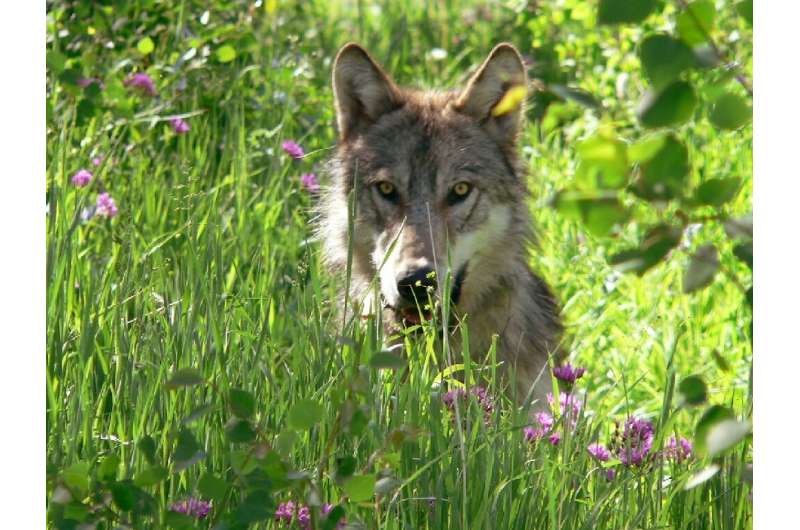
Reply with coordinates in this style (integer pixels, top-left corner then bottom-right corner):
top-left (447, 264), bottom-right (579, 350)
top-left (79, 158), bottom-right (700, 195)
top-left (664, 435), bottom-right (693, 463)
top-left (169, 498), bottom-right (211, 519)
top-left (611, 417), bottom-right (655, 467)
top-left (170, 117), bottom-right (190, 134)
top-left (281, 140), bottom-right (320, 193)
top-left (442, 385), bottom-right (495, 423)
top-left (281, 140), bottom-right (305, 159)
top-left (552, 362), bottom-right (586, 385)
top-left (124, 72), bottom-right (158, 96)
top-left (275, 501), bottom-right (344, 529)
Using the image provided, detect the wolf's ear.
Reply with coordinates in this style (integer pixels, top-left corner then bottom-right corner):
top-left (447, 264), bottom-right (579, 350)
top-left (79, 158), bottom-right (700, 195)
top-left (332, 43), bottom-right (401, 139)
top-left (454, 43), bottom-right (527, 147)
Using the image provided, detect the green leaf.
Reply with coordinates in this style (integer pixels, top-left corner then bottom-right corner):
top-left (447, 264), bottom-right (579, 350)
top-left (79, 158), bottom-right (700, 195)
top-left (733, 242), bottom-right (753, 270)
top-left (597, 0), bottom-right (656, 24)
top-left (275, 429), bottom-right (298, 457)
top-left (46, 50), bottom-right (67, 73)
top-left (288, 399), bottom-right (324, 430)
top-left (575, 133), bottom-right (629, 189)
top-left (709, 93), bottom-right (752, 130)
top-left (684, 464), bottom-right (720, 490)
top-left (375, 476), bottom-right (401, 495)
top-left (322, 505), bottom-right (347, 530)
top-left (229, 388), bottom-right (256, 419)
top-left (198, 473), bottom-right (229, 503)
top-left (548, 84), bottom-right (601, 109)
top-left (137, 37), bottom-right (155, 56)
top-left (164, 368), bottom-right (204, 390)
top-left (216, 44), bottom-right (237, 63)
top-left (138, 435), bottom-right (157, 465)
top-left (334, 455), bottom-right (358, 482)
top-left (638, 81), bottom-right (697, 128)
top-left (552, 192), bottom-right (628, 237)
top-left (182, 403), bottom-right (216, 425)
top-left (694, 404), bottom-right (733, 456)
top-left (628, 134), bottom-right (667, 163)
top-left (677, 375), bottom-right (707, 406)
top-left (164, 510), bottom-right (196, 530)
top-left (677, 1), bottom-right (716, 46)
top-left (75, 98), bottom-right (97, 126)
top-left (369, 351), bottom-right (408, 370)
top-left (609, 224), bottom-right (681, 275)
top-left (736, 0), bottom-right (753, 26)
top-left (173, 429), bottom-right (205, 472)
top-left (98, 455), bottom-right (120, 482)
top-left (233, 491), bottom-right (275, 524)
top-left (110, 481), bottom-right (136, 511)
top-left (61, 461), bottom-right (90, 496)
top-left (225, 418), bottom-right (257, 443)
top-left (683, 244), bottom-right (720, 293)
top-left (635, 135), bottom-right (689, 200)
top-left (134, 465), bottom-right (168, 487)
top-left (706, 418), bottom-right (751, 456)
top-left (343, 474), bottom-right (376, 502)
top-left (639, 34), bottom-right (695, 88)
top-left (695, 177), bottom-right (741, 206)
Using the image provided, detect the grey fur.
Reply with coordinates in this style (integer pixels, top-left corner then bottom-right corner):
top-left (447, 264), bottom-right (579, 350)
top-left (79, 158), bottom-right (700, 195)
top-left (318, 43), bottom-right (565, 408)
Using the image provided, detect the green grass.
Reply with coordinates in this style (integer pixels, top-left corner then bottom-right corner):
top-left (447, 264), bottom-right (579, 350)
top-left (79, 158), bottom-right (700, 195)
top-left (46, 1), bottom-right (752, 528)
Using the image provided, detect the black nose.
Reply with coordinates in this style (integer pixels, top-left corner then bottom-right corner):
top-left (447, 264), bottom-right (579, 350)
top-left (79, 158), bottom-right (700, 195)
top-left (397, 267), bottom-right (436, 305)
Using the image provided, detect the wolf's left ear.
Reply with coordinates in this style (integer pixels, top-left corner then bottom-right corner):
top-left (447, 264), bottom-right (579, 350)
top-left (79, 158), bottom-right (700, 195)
top-left (332, 43), bottom-right (402, 140)
top-left (454, 43), bottom-right (527, 147)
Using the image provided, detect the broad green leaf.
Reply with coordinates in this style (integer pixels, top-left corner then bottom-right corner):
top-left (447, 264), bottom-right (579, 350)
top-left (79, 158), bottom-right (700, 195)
top-left (229, 388), bottom-right (256, 419)
top-left (597, 0), bottom-right (656, 24)
top-left (137, 37), bottom-right (155, 55)
top-left (98, 455), bottom-right (120, 482)
top-left (609, 225), bottom-right (681, 275)
top-left (164, 511), bottom-right (195, 530)
top-left (138, 435), bottom-right (157, 465)
top-left (233, 491), bottom-right (275, 524)
top-left (134, 465), bottom-right (168, 487)
top-left (733, 242), bottom-right (753, 270)
top-left (343, 474), bottom-right (376, 502)
top-left (736, 0), bottom-right (753, 26)
top-left (173, 429), bottom-right (205, 472)
top-left (75, 98), bottom-right (97, 126)
top-left (575, 133), bottom-right (629, 189)
top-left (684, 464), bottom-right (720, 489)
top-left (62, 461), bottom-right (90, 496)
top-left (706, 418), bottom-right (751, 456)
top-left (322, 505), bottom-right (347, 530)
top-left (628, 134), bottom-right (666, 163)
top-left (709, 93), bottom-right (752, 130)
top-left (225, 418), bottom-right (257, 443)
top-left (110, 481), bottom-right (136, 511)
top-left (198, 473), bottom-right (229, 503)
top-left (552, 192), bottom-right (628, 237)
top-left (164, 368), bottom-right (204, 390)
top-left (369, 351), bottom-right (408, 370)
top-left (216, 44), bottom-right (237, 63)
top-left (288, 399), bottom-right (324, 430)
top-left (635, 135), bottom-right (689, 200)
top-left (46, 50), bottom-right (67, 73)
top-left (677, 1), bottom-right (716, 46)
top-left (639, 34), bottom-right (695, 88)
top-left (334, 455), bottom-right (358, 482)
top-left (683, 244), bottom-right (719, 293)
top-left (182, 403), bottom-right (216, 425)
top-left (677, 375), bottom-right (707, 406)
top-left (638, 81), bottom-right (697, 128)
top-left (694, 404), bottom-right (734, 456)
top-left (695, 177), bottom-right (741, 206)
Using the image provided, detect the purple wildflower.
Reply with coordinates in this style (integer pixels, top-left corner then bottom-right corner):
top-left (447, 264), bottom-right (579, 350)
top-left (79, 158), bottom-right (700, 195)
top-left (547, 392), bottom-right (582, 428)
top-left (301, 172), bottom-right (320, 192)
top-left (124, 72), bottom-right (157, 96)
top-left (552, 362), bottom-right (586, 385)
top-left (170, 117), bottom-right (190, 134)
top-left (587, 443), bottom-right (611, 462)
top-left (613, 417), bottom-right (654, 467)
top-left (71, 169), bottom-right (92, 187)
top-left (95, 192), bottom-right (118, 218)
top-left (91, 156), bottom-right (104, 167)
top-left (664, 436), bottom-right (693, 463)
top-left (442, 386), bottom-right (494, 423)
top-left (605, 468), bottom-right (617, 481)
top-left (169, 498), bottom-right (211, 519)
top-left (281, 140), bottom-right (305, 159)
top-left (548, 431), bottom-right (562, 445)
top-left (523, 411), bottom-right (558, 444)
top-left (297, 505), bottom-right (312, 530)
top-left (275, 501), bottom-right (295, 524)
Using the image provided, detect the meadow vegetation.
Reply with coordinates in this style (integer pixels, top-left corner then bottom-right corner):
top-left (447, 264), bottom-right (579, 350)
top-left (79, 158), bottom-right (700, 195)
top-left (46, 1), bottom-right (752, 528)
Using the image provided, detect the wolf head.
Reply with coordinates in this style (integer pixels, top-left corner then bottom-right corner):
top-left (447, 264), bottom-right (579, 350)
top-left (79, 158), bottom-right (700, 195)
top-left (321, 43), bottom-right (536, 330)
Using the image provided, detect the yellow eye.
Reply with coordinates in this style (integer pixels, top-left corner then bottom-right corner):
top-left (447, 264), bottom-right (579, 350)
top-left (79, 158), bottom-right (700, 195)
top-left (452, 182), bottom-right (471, 197)
top-left (377, 181), bottom-right (396, 197)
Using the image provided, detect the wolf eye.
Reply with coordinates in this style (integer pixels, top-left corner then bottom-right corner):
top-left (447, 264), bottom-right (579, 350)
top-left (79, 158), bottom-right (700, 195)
top-left (448, 182), bottom-right (472, 204)
top-left (376, 181), bottom-right (398, 201)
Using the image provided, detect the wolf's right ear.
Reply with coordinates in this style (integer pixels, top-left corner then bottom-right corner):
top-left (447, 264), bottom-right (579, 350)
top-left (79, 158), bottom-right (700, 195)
top-left (332, 43), bottom-right (401, 140)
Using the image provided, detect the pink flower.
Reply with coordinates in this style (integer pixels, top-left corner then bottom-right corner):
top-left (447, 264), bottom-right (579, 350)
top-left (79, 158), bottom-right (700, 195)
top-left (300, 173), bottom-right (320, 193)
top-left (95, 192), bottom-right (118, 218)
top-left (663, 436), bottom-right (693, 463)
top-left (552, 363), bottom-right (586, 385)
top-left (91, 156), bottom-right (104, 167)
top-left (71, 169), bottom-right (92, 187)
top-left (322, 504), bottom-right (346, 529)
top-left (124, 72), bottom-right (157, 96)
top-left (170, 117), bottom-right (190, 134)
top-left (77, 77), bottom-right (104, 89)
top-left (587, 443), bottom-right (611, 462)
top-left (169, 498), bottom-right (211, 519)
top-left (281, 140), bottom-right (305, 159)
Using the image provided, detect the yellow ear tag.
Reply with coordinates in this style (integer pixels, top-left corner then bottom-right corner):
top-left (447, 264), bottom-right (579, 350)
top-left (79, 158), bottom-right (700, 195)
top-left (491, 85), bottom-right (527, 117)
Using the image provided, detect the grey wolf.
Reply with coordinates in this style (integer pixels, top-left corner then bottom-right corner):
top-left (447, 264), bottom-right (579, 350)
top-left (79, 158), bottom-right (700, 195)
top-left (318, 42), bottom-right (564, 407)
